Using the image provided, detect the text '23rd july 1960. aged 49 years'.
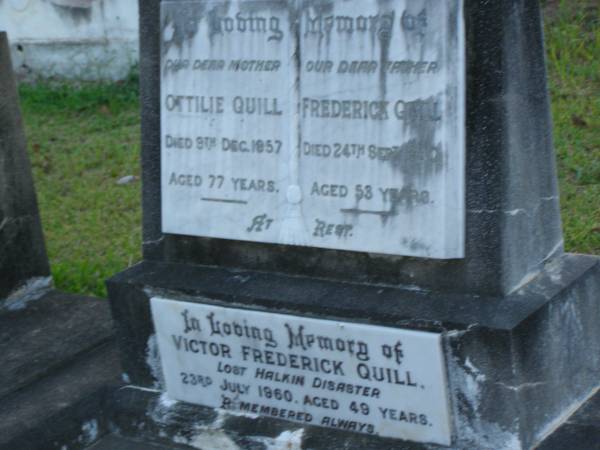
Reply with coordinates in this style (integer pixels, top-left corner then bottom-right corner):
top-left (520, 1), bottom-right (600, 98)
top-left (151, 298), bottom-right (452, 445)
top-left (160, 0), bottom-right (465, 258)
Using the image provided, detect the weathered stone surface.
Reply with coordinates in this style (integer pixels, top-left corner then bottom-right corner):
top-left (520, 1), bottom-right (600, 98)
top-left (160, 0), bottom-right (465, 259)
top-left (87, 435), bottom-right (197, 450)
top-left (537, 390), bottom-right (600, 450)
top-left (0, 291), bottom-right (115, 400)
top-left (107, 253), bottom-right (600, 449)
top-left (0, 32), bottom-right (51, 301)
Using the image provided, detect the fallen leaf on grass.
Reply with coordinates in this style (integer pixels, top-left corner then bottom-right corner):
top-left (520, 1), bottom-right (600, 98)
top-left (116, 175), bottom-right (138, 185)
top-left (572, 114), bottom-right (588, 128)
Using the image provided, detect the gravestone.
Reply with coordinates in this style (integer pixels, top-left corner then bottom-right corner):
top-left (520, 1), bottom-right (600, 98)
top-left (0, 31), bottom-right (52, 306)
top-left (107, 1), bottom-right (600, 449)
top-left (0, 33), bottom-right (120, 450)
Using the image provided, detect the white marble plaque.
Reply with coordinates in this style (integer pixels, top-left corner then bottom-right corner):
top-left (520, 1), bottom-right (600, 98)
top-left (151, 297), bottom-right (452, 445)
top-left (161, 0), bottom-right (465, 258)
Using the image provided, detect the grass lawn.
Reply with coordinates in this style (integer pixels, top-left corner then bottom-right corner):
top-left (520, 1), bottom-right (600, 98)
top-left (20, 77), bottom-right (142, 296)
top-left (544, 0), bottom-right (599, 254)
top-left (19, 1), bottom-right (599, 298)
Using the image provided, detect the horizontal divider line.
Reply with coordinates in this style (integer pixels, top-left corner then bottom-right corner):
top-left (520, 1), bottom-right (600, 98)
top-left (202, 197), bottom-right (248, 205)
top-left (340, 208), bottom-right (393, 217)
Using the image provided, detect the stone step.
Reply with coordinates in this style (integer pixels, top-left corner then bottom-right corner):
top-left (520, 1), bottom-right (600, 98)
top-left (0, 341), bottom-right (120, 450)
top-left (0, 290), bottom-right (115, 400)
top-left (0, 291), bottom-right (120, 450)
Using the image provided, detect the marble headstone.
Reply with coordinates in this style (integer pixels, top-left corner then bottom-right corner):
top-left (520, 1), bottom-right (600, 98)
top-left (160, 0), bottom-right (465, 259)
top-left (151, 296), bottom-right (452, 445)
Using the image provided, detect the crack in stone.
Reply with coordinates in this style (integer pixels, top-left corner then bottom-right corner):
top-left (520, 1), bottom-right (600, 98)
top-left (494, 381), bottom-right (546, 392)
top-left (143, 236), bottom-right (165, 246)
top-left (467, 194), bottom-right (561, 218)
top-left (445, 323), bottom-right (479, 339)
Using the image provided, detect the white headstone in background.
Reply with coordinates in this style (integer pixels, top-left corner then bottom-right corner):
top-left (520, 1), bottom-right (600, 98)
top-left (151, 297), bottom-right (452, 445)
top-left (161, 0), bottom-right (465, 258)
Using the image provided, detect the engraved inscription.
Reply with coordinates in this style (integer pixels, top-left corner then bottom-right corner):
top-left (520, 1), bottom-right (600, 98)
top-left (151, 297), bottom-right (452, 445)
top-left (161, 0), bottom-right (465, 258)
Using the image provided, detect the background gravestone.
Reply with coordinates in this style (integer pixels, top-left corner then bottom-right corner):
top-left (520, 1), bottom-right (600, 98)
top-left (106, 1), bottom-right (600, 449)
top-left (0, 32), bottom-right (120, 450)
top-left (0, 31), bottom-right (51, 304)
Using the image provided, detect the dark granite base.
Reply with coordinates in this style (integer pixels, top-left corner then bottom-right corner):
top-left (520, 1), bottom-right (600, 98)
top-left (106, 253), bottom-right (600, 449)
top-left (3, 257), bottom-right (599, 450)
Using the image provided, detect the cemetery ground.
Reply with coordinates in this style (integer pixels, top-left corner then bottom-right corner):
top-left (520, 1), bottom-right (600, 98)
top-left (18, 1), bottom-right (599, 298)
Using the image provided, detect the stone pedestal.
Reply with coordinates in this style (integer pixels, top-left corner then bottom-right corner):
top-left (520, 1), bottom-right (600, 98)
top-left (107, 253), bottom-right (600, 449)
